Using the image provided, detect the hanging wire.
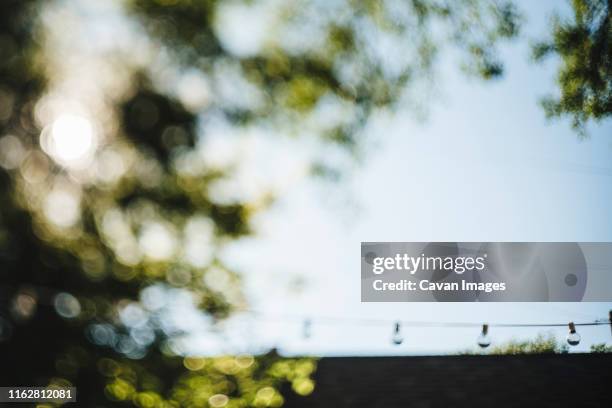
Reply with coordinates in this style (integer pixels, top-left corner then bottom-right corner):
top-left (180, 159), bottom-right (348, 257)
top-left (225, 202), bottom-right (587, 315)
top-left (241, 309), bottom-right (612, 329)
top-left (536, 303), bottom-right (603, 322)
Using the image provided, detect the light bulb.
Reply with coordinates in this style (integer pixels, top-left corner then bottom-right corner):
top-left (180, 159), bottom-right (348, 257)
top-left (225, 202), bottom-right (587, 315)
top-left (302, 319), bottom-right (312, 340)
top-left (391, 322), bottom-right (403, 345)
top-left (566, 322), bottom-right (580, 346)
top-left (477, 324), bottom-right (491, 348)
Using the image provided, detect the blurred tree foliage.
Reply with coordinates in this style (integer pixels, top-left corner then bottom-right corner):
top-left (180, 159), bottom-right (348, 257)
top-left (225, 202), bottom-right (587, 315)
top-left (461, 334), bottom-right (570, 355)
top-left (127, 0), bottom-right (521, 154)
top-left (532, 0), bottom-right (611, 135)
top-left (486, 334), bottom-right (570, 355)
top-left (590, 342), bottom-right (612, 352)
top-left (478, 336), bottom-right (612, 355)
top-left (0, 0), bottom-right (521, 407)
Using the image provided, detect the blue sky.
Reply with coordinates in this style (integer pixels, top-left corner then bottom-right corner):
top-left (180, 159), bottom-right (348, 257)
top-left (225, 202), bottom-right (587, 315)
top-left (209, 0), bottom-right (612, 356)
top-left (51, 0), bottom-right (611, 356)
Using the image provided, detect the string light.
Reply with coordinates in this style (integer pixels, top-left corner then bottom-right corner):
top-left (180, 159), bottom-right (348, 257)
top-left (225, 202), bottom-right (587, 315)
top-left (391, 321), bottom-right (403, 345)
top-left (302, 319), bottom-right (312, 340)
top-left (238, 309), bottom-right (612, 348)
top-left (566, 322), bottom-right (581, 346)
top-left (477, 324), bottom-right (491, 348)
top-left (243, 309), bottom-right (612, 329)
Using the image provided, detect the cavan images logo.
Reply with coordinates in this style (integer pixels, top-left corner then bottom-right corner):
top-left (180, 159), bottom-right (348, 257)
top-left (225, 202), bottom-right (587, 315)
top-left (360, 242), bottom-right (605, 302)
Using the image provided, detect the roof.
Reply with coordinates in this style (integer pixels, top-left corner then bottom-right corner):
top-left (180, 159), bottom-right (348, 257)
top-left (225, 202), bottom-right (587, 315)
top-left (283, 353), bottom-right (612, 407)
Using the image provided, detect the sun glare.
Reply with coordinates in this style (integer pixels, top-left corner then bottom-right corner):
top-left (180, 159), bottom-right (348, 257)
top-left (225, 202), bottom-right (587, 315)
top-left (43, 114), bottom-right (96, 165)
